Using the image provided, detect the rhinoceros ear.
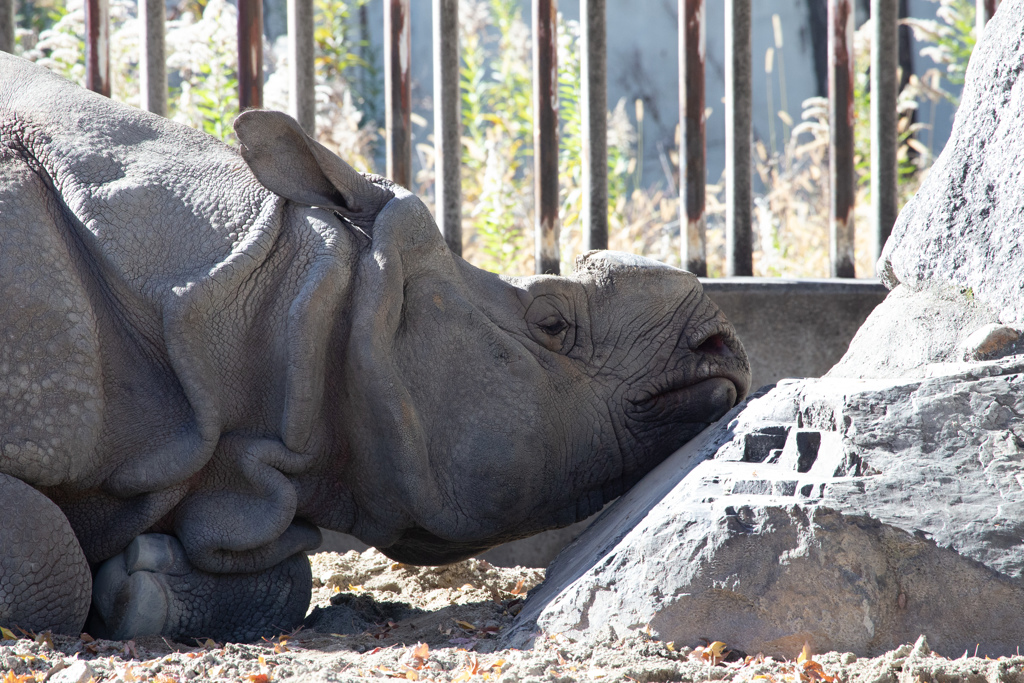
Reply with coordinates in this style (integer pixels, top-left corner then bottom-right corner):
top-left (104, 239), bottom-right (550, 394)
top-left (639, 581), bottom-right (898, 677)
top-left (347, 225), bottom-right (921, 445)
top-left (234, 110), bottom-right (394, 232)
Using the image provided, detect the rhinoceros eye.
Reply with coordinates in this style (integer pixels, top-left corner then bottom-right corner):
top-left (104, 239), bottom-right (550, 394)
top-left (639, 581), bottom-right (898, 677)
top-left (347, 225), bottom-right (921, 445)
top-left (538, 318), bottom-right (568, 336)
top-left (526, 296), bottom-right (574, 353)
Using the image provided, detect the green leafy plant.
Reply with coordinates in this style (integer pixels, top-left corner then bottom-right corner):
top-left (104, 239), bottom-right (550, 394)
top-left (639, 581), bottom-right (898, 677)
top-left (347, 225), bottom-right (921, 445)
top-left (904, 0), bottom-right (975, 96)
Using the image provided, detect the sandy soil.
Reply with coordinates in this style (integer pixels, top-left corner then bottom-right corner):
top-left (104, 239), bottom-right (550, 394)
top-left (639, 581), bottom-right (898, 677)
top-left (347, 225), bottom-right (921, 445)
top-left (2, 549), bottom-right (1023, 682)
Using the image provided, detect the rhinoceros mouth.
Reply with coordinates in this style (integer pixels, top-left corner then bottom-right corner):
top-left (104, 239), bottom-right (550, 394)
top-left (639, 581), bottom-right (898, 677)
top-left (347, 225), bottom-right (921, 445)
top-left (637, 376), bottom-right (741, 424)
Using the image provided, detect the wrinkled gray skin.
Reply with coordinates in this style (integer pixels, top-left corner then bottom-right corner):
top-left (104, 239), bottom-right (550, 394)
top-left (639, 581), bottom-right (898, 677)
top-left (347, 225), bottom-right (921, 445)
top-left (0, 54), bottom-right (750, 642)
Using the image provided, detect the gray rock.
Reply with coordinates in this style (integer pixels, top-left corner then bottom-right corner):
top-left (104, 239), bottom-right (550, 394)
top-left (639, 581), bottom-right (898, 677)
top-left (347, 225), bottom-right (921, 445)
top-left (832, 0), bottom-right (1024, 380)
top-left (829, 285), bottom-right (1000, 379)
top-left (510, 357), bottom-right (1024, 658)
top-left (877, 0), bottom-right (1024, 324)
top-left (834, 0), bottom-right (1024, 381)
top-left (50, 662), bottom-right (95, 683)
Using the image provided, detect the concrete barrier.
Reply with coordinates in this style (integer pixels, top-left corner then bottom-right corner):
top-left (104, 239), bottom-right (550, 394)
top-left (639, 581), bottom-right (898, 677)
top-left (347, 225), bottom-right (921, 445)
top-left (702, 277), bottom-right (888, 391)
top-left (316, 278), bottom-right (889, 565)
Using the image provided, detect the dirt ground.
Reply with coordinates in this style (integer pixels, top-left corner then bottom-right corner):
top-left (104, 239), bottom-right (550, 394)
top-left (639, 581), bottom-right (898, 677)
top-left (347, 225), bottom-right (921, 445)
top-left (2, 549), bottom-right (1023, 682)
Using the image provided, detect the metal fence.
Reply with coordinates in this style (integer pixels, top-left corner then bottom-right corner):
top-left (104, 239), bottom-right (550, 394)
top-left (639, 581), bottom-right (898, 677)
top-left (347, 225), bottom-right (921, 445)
top-left (0, 0), bottom-right (1003, 276)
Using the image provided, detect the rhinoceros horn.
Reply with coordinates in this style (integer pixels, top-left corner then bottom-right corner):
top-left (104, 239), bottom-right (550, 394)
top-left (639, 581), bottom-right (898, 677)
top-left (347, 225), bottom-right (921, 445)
top-left (234, 109), bottom-right (394, 232)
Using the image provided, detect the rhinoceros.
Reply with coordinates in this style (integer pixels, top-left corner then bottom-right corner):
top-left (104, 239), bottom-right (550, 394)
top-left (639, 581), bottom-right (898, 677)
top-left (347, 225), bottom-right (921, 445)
top-left (0, 53), bottom-right (750, 642)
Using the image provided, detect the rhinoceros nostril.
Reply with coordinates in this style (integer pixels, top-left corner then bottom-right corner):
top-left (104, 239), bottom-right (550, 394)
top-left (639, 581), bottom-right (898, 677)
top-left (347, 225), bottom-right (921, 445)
top-left (694, 333), bottom-right (734, 357)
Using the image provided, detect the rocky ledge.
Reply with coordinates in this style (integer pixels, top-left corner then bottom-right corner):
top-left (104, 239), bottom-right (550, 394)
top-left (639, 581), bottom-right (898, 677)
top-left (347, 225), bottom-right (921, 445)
top-left (510, 356), bottom-right (1024, 658)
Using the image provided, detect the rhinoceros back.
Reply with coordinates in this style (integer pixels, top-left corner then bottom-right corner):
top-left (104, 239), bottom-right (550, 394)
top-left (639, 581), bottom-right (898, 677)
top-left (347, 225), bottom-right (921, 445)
top-left (0, 54), bottom-right (280, 490)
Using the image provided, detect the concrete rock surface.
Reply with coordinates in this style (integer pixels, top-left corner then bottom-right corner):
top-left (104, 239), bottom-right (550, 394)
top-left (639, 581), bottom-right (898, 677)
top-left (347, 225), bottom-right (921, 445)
top-left (835, 0), bottom-right (1024, 379)
top-left (878, 0), bottom-right (1024, 323)
top-left (509, 359), bottom-right (1024, 657)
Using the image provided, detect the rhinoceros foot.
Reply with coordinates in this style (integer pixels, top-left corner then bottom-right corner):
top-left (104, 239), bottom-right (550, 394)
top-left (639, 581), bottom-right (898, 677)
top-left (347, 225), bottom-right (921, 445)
top-left (0, 474), bottom-right (92, 634)
top-left (88, 534), bottom-right (311, 642)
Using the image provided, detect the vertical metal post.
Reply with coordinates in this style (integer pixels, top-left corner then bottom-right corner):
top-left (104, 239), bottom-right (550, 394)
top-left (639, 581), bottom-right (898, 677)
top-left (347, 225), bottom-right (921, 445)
top-left (139, 0), bottom-right (167, 116)
top-left (433, 0), bottom-right (462, 255)
top-left (85, 0), bottom-right (110, 96)
top-left (581, 0), bottom-right (608, 252)
top-left (680, 0), bottom-right (706, 276)
top-left (288, 0), bottom-right (315, 135)
top-left (533, 0), bottom-right (559, 274)
top-left (828, 0), bottom-right (855, 278)
top-left (385, 0), bottom-right (412, 188)
top-left (977, 0), bottom-right (1000, 41)
top-left (0, 0), bottom-right (14, 54)
top-left (238, 0), bottom-right (263, 110)
top-left (724, 0), bottom-right (751, 276)
top-left (870, 0), bottom-right (898, 266)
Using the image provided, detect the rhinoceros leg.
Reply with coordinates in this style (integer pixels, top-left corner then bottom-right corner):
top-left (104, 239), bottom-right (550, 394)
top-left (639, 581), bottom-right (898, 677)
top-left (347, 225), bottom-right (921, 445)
top-left (88, 534), bottom-right (311, 643)
top-left (0, 474), bottom-right (92, 634)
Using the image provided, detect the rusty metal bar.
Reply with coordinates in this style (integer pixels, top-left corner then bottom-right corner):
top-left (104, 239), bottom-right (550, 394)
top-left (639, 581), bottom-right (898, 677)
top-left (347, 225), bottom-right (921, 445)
top-left (581, 0), bottom-right (608, 252)
top-left (680, 0), bottom-right (706, 276)
top-left (724, 0), bottom-right (751, 276)
top-left (0, 0), bottom-right (14, 54)
top-left (533, 0), bottom-right (560, 275)
top-left (139, 0), bottom-right (167, 115)
top-left (977, 0), bottom-right (1000, 40)
top-left (385, 0), bottom-right (412, 188)
top-left (237, 0), bottom-right (263, 110)
top-left (288, 0), bottom-right (315, 135)
top-left (828, 0), bottom-right (855, 278)
top-left (433, 0), bottom-right (462, 255)
top-left (85, 0), bottom-right (110, 96)
top-left (871, 0), bottom-right (898, 267)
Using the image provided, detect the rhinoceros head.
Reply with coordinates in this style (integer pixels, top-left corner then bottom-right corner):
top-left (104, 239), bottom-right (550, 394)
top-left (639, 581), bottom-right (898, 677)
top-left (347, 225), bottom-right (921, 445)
top-left (236, 111), bottom-right (750, 565)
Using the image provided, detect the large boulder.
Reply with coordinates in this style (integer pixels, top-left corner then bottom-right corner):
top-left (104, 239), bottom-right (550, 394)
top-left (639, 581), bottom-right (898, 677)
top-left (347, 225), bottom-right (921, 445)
top-left (509, 360), bottom-right (1024, 657)
top-left (508, 1), bottom-right (1024, 658)
top-left (834, 0), bottom-right (1024, 378)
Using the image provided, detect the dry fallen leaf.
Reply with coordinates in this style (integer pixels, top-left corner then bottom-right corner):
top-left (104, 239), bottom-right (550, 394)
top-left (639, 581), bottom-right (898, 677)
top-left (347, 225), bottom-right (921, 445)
top-left (0, 627), bottom-right (17, 641)
top-left (246, 675), bottom-right (271, 683)
top-left (454, 620), bottom-right (477, 631)
top-left (406, 642), bottom-right (430, 669)
top-left (2, 671), bottom-right (34, 683)
top-left (697, 641), bottom-right (729, 666)
top-left (510, 579), bottom-right (526, 595)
